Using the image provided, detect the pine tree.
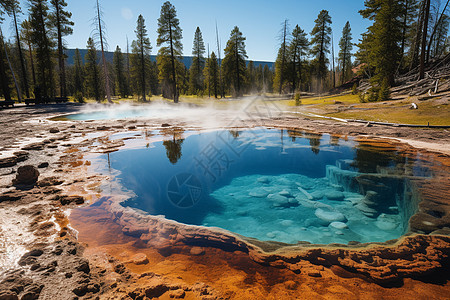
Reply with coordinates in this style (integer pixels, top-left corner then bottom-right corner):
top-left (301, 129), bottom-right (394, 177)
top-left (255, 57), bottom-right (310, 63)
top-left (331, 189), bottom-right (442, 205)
top-left (9, 0), bottom-right (30, 99)
top-left (73, 48), bottom-right (83, 97)
top-left (204, 51), bottom-right (219, 98)
top-left (0, 29), bottom-right (12, 101)
top-left (311, 10), bottom-right (332, 84)
top-left (274, 20), bottom-right (290, 94)
top-left (157, 1), bottom-right (183, 102)
top-left (135, 14), bottom-right (152, 101)
top-left (222, 26), bottom-right (247, 97)
top-left (310, 10), bottom-right (332, 89)
top-left (93, 0), bottom-right (112, 103)
top-left (289, 25), bottom-right (309, 92)
top-left (113, 46), bottom-right (126, 98)
top-left (20, 19), bottom-right (36, 87)
top-left (29, 0), bottom-right (54, 98)
top-left (85, 37), bottom-right (101, 101)
top-left (188, 27), bottom-right (205, 95)
top-left (50, 0), bottom-right (73, 98)
top-left (359, 0), bottom-right (403, 88)
top-left (338, 21), bottom-right (353, 85)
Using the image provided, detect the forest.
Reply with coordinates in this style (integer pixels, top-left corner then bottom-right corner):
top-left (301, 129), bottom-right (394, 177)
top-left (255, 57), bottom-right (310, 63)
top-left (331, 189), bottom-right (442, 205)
top-left (0, 0), bottom-right (448, 103)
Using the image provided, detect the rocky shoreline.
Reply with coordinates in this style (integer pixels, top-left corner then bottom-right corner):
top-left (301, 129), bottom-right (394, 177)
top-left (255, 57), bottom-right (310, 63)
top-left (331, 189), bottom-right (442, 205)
top-left (0, 103), bottom-right (449, 299)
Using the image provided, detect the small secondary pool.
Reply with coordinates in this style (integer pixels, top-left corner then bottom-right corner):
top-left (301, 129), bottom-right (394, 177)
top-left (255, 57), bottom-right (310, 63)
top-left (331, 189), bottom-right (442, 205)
top-left (91, 128), bottom-right (431, 245)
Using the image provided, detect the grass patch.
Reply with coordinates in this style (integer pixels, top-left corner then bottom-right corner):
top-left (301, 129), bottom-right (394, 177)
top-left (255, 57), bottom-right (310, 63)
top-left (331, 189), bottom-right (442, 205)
top-left (280, 93), bottom-right (361, 106)
top-left (328, 101), bottom-right (450, 125)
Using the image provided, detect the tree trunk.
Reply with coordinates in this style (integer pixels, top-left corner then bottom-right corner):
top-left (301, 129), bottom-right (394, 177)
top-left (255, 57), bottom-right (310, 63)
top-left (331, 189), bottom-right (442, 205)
top-left (27, 42), bottom-right (36, 87)
top-left (13, 8), bottom-right (29, 99)
top-left (97, 0), bottom-right (112, 103)
top-left (168, 16), bottom-right (178, 103)
top-left (55, 4), bottom-right (66, 97)
top-left (419, 0), bottom-right (431, 79)
top-left (0, 32), bottom-right (11, 101)
top-left (426, 0), bottom-right (450, 62)
top-left (140, 38), bottom-right (146, 102)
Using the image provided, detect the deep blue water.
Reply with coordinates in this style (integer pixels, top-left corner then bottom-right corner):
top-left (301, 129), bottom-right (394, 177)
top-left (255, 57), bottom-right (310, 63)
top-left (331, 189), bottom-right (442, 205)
top-left (97, 129), bottom-right (428, 244)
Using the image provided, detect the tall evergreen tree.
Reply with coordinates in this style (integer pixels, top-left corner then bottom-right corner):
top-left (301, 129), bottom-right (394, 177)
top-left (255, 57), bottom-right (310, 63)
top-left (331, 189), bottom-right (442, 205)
top-left (113, 46), bottom-right (126, 98)
top-left (9, 0), bottom-right (30, 98)
top-left (359, 0), bottom-right (403, 88)
top-left (29, 0), bottom-right (54, 98)
top-left (311, 10), bottom-right (332, 89)
top-left (399, 0), bottom-right (418, 68)
top-left (204, 51), bottom-right (219, 98)
top-left (188, 27), bottom-right (205, 94)
top-left (274, 20), bottom-right (290, 94)
top-left (0, 28), bottom-right (12, 101)
top-left (73, 48), bottom-right (83, 96)
top-left (338, 21), bottom-right (353, 85)
top-left (427, 0), bottom-right (450, 61)
top-left (85, 37), bottom-right (101, 101)
top-left (157, 1), bottom-right (183, 102)
top-left (93, 0), bottom-right (112, 103)
top-left (135, 14), bottom-right (151, 101)
top-left (20, 19), bottom-right (36, 87)
top-left (289, 25), bottom-right (309, 92)
top-left (50, 0), bottom-right (73, 97)
top-left (222, 26), bottom-right (247, 97)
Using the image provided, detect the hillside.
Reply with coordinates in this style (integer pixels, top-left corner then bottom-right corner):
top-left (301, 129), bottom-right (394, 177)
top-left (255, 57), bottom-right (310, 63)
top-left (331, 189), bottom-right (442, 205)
top-left (65, 49), bottom-right (274, 70)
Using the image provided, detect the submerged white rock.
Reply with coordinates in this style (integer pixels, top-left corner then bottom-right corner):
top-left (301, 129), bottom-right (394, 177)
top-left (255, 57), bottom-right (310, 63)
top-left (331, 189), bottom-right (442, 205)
top-left (329, 221), bottom-right (348, 230)
top-left (249, 188), bottom-right (269, 198)
top-left (325, 191), bottom-right (345, 201)
top-left (315, 208), bottom-right (347, 223)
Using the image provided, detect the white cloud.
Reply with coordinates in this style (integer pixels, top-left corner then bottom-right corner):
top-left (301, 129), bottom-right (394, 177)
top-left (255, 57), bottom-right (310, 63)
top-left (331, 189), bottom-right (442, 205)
top-left (121, 8), bottom-right (133, 21)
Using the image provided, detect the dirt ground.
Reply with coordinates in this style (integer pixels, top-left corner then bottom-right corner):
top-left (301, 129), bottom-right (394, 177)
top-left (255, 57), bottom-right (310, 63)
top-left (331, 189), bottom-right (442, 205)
top-left (0, 102), bottom-right (449, 299)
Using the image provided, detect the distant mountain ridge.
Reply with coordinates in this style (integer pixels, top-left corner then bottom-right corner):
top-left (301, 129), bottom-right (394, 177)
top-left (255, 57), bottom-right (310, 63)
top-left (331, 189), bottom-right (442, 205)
top-left (65, 49), bottom-right (274, 70)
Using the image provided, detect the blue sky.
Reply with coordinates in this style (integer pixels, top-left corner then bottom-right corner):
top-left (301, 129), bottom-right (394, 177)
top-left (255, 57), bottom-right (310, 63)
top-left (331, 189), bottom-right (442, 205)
top-left (2, 0), bottom-right (371, 62)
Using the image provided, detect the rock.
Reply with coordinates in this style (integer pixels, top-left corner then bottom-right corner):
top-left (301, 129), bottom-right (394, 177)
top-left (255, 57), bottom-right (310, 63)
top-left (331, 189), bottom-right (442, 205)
top-left (144, 283), bottom-right (169, 298)
top-left (14, 151), bottom-right (29, 162)
top-left (278, 189), bottom-right (291, 197)
top-left (169, 289), bottom-right (186, 298)
top-left (329, 221), bottom-right (348, 230)
top-left (266, 232), bottom-right (276, 239)
top-left (325, 191), bottom-right (345, 201)
top-left (76, 259), bottom-right (90, 274)
top-left (280, 220), bottom-right (293, 226)
top-left (362, 191), bottom-right (379, 207)
top-left (161, 123), bottom-right (171, 127)
top-left (0, 191), bottom-right (23, 202)
top-left (189, 247), bottom-right (205, 256)
top-left (13, 165), bottom-right (39, 185)
top-left (315, 208), bottom-right (347, 223)
top-left (22, 142), bottom-right (44, 151)
top-left (0, 291), bottom-right (19, 300)
top-left (330, 184), bottom-right (344, 192)
top-left (132, 253), bottom-right (149, 265)
top-left (72, 284), bottom-right (88, 297)
top-left (310, 191), bottom-right (324, 200)
top-left (21, 284), bottom-right (43, 300)
top-left (284, 280), bottom-right (297, 290)
top-left (0, 156), bottom-right (17, 168)
top-left (257, 176), bottom-right (270, 184)
top-left (248, 188), bottom-right (269, 198)
top-left (307, 271), bottom-right (322, 277)
top-left (375, 214), bottom-right (399, 231)
top-left (267, 194), bottom-right (290, 207)
top-left (96, 126), bottom-right (110, 131)
top-left (49, 128), bottom-right (60, 133)
top-left (356, 203), bottom-right (378, 218)
top-left (37, 162), bottom-right (49, 168)
top-left (60, 195), bottom-right (84, 205)
top-left (37, 177), bottom-right (63, 187)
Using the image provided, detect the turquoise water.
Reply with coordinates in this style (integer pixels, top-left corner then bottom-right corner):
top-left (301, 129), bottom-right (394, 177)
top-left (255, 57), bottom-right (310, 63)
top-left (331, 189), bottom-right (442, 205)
top-left (98, 129), bottom-right (429, 245)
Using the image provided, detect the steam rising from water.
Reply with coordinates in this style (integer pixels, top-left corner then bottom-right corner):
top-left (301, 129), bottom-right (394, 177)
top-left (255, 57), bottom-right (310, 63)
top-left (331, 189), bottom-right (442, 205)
top-left (68, 96), bottom-right (283, 128)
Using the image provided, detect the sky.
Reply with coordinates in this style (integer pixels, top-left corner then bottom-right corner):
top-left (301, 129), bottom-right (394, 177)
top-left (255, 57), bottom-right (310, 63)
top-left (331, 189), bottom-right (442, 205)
top-left (2, 0), bottom-right (372, 62)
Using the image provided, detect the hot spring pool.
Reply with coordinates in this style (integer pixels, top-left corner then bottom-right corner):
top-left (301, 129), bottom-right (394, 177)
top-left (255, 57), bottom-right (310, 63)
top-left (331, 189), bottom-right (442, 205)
top-left (90, 128), bottom-right (431, 245)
